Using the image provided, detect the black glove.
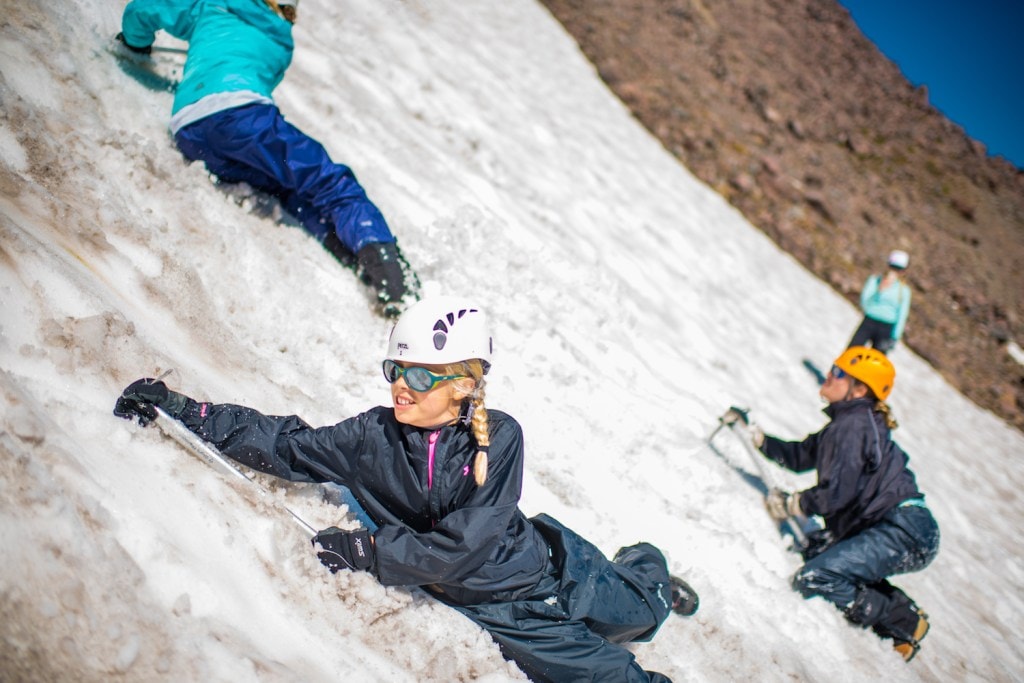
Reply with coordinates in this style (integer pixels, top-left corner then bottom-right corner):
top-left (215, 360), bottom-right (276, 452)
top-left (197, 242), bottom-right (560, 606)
top-left (115, 32), bottom-right (152, 55)
top-left (800, 529), bottom-right (834, 561)
top-left (312, 527), bottom-right (376, 574)
top-left (113, 378), bottom-right (189, 426)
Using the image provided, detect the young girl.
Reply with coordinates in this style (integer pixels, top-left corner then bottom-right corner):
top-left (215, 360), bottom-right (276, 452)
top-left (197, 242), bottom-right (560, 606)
top-left (735, 346), bottom-right (939, 661)
top-left (114, 296), bottom-right (697, 682)
top-left (848, 250), bottom-right (912, 353)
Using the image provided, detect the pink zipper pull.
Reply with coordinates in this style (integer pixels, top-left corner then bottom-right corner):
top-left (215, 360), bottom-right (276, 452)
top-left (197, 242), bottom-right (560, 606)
top-left (427, 430), bottom-right (440, 490)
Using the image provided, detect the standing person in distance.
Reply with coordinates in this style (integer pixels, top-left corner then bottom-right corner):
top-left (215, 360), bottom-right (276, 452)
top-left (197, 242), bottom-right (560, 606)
top-left (848, 250), bottom-right (912, 353)
top-left (116, 0), bottom-right (416, 316)
top-left (113, 296), bottom-right (699, 682)
top-left (724, 347), bottom-right (939, 661)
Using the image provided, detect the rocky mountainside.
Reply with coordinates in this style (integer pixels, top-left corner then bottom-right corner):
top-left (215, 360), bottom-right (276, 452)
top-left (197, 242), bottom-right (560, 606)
top-left (540, 0), bottom-right (1024, 431)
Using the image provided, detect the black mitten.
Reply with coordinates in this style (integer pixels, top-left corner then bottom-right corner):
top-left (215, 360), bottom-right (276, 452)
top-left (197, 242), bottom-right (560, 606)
top-left (113, 378), bottom-right (189, 426)
top-left (115, 32), bottom-right (153, 55)
top-left (312, 527), bottom-right (376, 574)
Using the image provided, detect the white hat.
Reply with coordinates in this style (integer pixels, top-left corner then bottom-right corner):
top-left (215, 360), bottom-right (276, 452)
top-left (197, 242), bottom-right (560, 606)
top-left (386, 296), bottom-right (492, 369)
top-left (888, 250), bottom-right (909, 269)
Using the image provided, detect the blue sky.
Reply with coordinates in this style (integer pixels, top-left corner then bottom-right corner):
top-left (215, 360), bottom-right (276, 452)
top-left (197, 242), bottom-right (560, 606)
top-left (838, 0), bottom-right (1024, 169)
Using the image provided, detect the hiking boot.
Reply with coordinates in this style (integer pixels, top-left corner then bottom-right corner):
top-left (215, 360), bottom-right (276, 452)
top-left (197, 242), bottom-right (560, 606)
top-left (356, 241), bottom-right (418, 317)
top-left (669, 576), bottom-right (699, 616)
top-left (893, 609), bottom-right (929, 662)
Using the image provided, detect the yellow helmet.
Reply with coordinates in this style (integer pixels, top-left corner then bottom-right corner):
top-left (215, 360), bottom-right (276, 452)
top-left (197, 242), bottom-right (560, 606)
top-left (833, 346), bottom-right (895, 400)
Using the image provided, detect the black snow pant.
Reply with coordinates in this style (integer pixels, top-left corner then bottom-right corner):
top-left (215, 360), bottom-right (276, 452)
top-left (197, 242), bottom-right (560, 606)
top-left (451, 514), bottom-right (675, 683)
top-left (848, 316), bottom-right (896, 353)
top-left (792, 503), bottom-right (939, 642)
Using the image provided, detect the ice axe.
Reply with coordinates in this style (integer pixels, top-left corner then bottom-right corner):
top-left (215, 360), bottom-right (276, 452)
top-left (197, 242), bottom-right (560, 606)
top-left (153, 405), bottom-right (316, 537)
top-left (710, 408), bottom-right (809, 549)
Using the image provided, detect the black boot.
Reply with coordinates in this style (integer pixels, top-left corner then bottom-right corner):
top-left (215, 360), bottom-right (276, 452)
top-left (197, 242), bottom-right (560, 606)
top-left (847, 582), bottom-right (929, 662)
top-left (869, 582), bottom-right (930, 662)
top-left (887, 606), bottom-right (929, 662)
top-left (669, 576), bottom-right (699, 616)
top-left (356, 241), bottom-right (418, 317)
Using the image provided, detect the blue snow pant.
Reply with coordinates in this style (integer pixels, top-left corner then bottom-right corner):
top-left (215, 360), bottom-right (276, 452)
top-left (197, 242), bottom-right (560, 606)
top-left (792, 503), bottom-right (939, 639)
top-left (174, 103), bottom-right (394, 254)
top-left (448, 514), bottom-right (675, 683)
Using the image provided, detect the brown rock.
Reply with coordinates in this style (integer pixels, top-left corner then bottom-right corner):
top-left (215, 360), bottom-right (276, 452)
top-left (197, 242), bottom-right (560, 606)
top-left (540, 0), bottom-right (1024, 432)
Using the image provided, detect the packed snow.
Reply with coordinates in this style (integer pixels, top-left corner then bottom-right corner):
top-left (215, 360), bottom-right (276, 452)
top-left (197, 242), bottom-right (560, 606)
top-left (2, 1), bottom-right (1022, 681)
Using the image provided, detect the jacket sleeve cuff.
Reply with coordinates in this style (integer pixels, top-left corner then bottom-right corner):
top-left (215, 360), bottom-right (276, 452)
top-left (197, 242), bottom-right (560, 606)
top-left (176, 397), bottom-right (211, 427)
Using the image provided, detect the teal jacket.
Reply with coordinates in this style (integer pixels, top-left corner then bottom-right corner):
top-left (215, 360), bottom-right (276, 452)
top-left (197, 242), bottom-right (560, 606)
top-left (860, 274), bottom-right (911, 340)
top-left (121, 0), bottom-right (293, 115)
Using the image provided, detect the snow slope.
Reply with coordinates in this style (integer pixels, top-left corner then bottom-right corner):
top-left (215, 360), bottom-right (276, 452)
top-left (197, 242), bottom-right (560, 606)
top-left (1, 1), bottom-right (1022, 681)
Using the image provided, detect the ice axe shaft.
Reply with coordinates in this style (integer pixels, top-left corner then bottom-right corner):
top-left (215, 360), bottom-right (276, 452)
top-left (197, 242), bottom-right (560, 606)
top-left (150, 45), bottom-right (187, 55)
top-left (153, 406), bottom-right (316, 536)
top-left (726, 421), bottom-right (809, 547)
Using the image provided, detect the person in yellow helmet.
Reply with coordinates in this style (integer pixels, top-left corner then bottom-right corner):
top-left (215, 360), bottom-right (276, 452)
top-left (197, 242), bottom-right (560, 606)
top-left (724, 347), bottom-right (939, 662)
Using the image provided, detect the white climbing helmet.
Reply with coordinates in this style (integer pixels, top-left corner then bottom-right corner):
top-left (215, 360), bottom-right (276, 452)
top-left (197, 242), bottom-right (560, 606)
top-left (386, 296), bottom-right (492, 369)
top-left (888, 249), bottom-right (910, 270)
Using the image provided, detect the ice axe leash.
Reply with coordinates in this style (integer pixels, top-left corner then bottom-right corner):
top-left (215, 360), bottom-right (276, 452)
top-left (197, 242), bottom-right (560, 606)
top-left (706, 420), bottom-right (727, 445)
top-left (705, 429), bottom-right (770, 497)
top-left (153, 405), bottom-right (316, 537)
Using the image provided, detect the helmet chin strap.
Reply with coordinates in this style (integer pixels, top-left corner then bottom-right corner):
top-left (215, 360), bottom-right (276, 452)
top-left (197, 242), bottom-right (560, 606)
top-left (843, 381), bottom-right (869, 402)
top-left (459, 400), bottom-right (476, 425)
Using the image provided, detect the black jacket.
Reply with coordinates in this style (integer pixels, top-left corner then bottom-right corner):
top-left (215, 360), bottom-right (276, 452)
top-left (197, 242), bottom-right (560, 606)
top-left (178, 401), bottom-right (550, 605)
top-left (761, 398), bottom-right (922, 541)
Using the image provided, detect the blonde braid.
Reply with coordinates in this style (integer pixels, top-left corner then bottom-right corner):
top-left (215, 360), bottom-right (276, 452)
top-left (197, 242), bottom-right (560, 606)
top-left (875, 400), bottom-right (899, 430)
top-left (449, 360), bottom-right (490, 486)
top-left (470, 381), bottom-right (490, 486)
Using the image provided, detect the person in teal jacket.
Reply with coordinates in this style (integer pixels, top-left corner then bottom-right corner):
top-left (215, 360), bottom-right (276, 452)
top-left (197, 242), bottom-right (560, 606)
top-left (117, 0), bottom-right (416, 316)
top-left (848, 250), bottom-right (911, 353)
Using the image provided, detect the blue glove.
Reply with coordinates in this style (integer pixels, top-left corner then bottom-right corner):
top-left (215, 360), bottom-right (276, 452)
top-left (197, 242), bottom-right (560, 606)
top-left (312, 527), bottom-right (376, 574)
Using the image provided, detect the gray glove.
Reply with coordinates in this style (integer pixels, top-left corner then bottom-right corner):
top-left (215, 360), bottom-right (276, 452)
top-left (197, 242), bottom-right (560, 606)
top-left (765, 489), bottom-right (802, 521)
top-left (721, 406), bottom-right (764, 448)
top-left (749, 423), bottom-right (765, 448)
top-left (720, 406), bottom-right (750, 426)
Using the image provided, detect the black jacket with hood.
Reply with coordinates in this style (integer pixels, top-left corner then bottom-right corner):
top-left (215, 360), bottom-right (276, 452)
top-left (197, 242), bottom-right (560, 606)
top-left (760, 398), bottom-right (923, 542)
top-left (177, 400), bottom-right (551, 606)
